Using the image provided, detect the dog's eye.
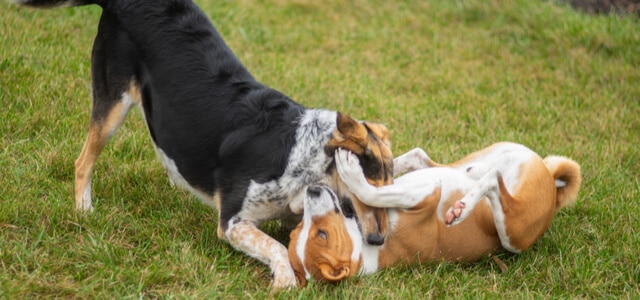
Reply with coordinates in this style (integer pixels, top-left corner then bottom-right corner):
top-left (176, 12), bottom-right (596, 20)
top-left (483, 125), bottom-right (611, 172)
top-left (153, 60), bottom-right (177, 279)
top-left (341, 198), bottom-right (355, 218)
top-left (317, 230), bottom-right (327, 240)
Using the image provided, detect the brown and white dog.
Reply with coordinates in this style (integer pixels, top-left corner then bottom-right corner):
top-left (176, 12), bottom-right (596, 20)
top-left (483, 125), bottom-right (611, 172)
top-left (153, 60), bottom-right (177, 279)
top-left (288, 142), bottom-right (581, 284)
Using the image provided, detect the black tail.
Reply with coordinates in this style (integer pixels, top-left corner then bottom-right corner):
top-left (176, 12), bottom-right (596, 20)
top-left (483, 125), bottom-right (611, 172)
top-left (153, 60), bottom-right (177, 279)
top-left (11, 0), bottom-right (102, 7)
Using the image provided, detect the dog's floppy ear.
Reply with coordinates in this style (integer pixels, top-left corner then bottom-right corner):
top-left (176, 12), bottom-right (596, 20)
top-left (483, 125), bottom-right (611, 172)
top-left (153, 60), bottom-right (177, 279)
top-left (325, 112), bottom-right (369, 155)
top-left (363, 121), bottom-right (391, 148)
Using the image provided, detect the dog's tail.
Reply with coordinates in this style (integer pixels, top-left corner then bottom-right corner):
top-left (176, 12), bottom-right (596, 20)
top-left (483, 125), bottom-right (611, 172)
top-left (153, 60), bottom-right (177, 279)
top-left (543, 155), bottom-right (582, 210)
top-left (11, 0), bottom-right (103, 8)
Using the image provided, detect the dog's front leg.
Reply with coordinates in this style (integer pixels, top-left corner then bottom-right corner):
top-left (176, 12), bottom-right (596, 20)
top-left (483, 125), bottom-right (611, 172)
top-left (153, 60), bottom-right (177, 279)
top-left (336, 149), bottom-right (439, 209)
top-left (224, 218), bottom-right (296, 290)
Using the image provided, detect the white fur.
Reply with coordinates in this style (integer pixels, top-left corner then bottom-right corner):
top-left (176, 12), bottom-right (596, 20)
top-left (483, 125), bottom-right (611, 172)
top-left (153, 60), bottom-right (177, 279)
top-left (451, 168), bottom-right (518, 252)
top-left (79, 182), bottom-right (93, 212)
top-left (359, 243), bottom-right (380, 275)
top-left (345, 216), bottom-right (363, 266)
top-left (337, 149), bottom-right (445, 209)
top-left (555, 179), bottom-right (567, 188)
top-left (332, 143), bottom-right (543, 273)
top-left (295, 211), bottom-right (313, 280)
top-left (298, 186), bottom-right (337, 280)
top-left (393, 148), bottom-right (432, 175)
top-left (154, 148), bottom-right (217, 208)
top-left (141, 108), bottom-right (337, 219)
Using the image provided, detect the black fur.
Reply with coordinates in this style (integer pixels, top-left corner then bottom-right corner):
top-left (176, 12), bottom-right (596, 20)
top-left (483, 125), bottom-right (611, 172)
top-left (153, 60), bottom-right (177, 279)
top-left (122, 1), bottom-right (306, 225)
top-left (29, 0), bottom-right (308, 226)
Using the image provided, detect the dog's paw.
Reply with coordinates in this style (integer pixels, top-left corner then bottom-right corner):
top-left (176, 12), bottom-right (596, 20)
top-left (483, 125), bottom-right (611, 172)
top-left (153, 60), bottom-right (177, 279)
top-left (393, 147), bottom-right (433, 175)
top-left (75, 187), bottom-right (95, 212)
top-left (335, 148), bottom-right (367, 186)
top-left (75, 199), bottom-right (94, 212)
top-left (444, 200), bottom-right (466, 226)
top-left (271, 267), bottom-right (297, 291)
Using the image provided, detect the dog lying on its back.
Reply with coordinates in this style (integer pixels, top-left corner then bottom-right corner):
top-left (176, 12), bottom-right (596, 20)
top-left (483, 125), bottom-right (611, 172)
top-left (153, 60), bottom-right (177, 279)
top-left (15, 0), bottom-right (395, 288)
top-left (289, 142), bottom-right (581, 284)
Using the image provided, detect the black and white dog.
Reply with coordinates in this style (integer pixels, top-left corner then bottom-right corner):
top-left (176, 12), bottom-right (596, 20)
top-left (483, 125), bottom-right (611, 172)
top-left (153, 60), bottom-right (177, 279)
top-left (15, 0), bottom-right (394, 288)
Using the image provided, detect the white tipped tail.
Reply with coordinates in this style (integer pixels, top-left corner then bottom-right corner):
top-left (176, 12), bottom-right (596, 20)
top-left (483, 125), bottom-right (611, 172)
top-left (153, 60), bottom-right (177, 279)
top-left (543, 155), bottom-right (582, 209)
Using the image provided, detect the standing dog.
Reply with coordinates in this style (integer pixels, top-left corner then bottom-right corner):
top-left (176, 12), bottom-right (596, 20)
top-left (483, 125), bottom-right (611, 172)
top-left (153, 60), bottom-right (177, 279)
top-left (289, 142), bottom-right (581, 284)
top-left (14, 0), bottom-right (394, 288)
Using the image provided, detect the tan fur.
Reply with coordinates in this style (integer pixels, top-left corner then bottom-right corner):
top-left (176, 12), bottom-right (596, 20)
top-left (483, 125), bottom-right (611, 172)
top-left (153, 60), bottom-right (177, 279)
top-left (287, 112), bottom-right (394, 284)
top-left (498, 158), bottom-right (557, 250)
top-left (290, 142), bottom-right (582, 284)
top-left (382, 147), bottom-right (581, 260)
top-left (543, 156), bottom-right (582, 208)
top-left (396, 145), bottom-right (578, 259)
top-left (74, 81), bottom-right (140, 211)
top-left (213, 191), bottom-right (225, 239)
top-left (74, 124), bottom-right (106, 210)
top-left (127, 81), bottom-right (142, 104)
top-left (326, 113), bottom-right (370, 155)
top-left (376, 188), bottom-right (505, 265)
top-left (288, 206), bottom-right (362, 287)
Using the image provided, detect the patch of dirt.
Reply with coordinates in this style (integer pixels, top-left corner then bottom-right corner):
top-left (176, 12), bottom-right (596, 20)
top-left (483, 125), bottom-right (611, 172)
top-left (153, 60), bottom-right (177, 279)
top-left (561, 0), bottom-right (640, 17)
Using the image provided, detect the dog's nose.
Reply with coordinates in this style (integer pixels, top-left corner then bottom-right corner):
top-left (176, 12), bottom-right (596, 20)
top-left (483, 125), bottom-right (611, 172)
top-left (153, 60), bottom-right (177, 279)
top-left (307, 185), bottom-right (323, 197)
top-left (366, 233), bottom-right (385, 246)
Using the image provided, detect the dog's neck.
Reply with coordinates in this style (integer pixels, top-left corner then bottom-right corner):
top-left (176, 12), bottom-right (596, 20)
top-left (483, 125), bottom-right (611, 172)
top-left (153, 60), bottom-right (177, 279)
top-left (284, 109), bottom-right (337, 185)
top-left (282, 109), bottom-right (337, 214)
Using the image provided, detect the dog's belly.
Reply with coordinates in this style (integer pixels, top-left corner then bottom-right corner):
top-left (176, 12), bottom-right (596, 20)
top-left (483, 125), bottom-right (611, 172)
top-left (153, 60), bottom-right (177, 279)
top-left (154, 146), bottom-right (217, 207)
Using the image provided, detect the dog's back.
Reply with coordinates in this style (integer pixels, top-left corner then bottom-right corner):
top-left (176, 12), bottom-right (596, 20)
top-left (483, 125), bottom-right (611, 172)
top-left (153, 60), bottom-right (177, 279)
top-left (105, 0), bottom-right (307, 193)
top-left (20, 0), bottom-right (307, 196)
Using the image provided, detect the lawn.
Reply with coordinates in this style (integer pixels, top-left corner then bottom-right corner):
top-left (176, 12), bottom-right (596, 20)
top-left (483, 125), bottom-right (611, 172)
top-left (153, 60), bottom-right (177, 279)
top-left (1, 0), bottom-right (639, 298)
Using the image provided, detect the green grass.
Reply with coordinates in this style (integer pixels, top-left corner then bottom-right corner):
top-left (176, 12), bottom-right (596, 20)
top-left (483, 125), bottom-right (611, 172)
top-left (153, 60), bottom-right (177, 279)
top-left (1, 0), bottom-right (639, 298)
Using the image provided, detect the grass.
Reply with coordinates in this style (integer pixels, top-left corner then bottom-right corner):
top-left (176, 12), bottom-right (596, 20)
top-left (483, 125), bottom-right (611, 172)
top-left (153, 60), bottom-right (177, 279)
top-left (1, 0), bottom-right (639, 298)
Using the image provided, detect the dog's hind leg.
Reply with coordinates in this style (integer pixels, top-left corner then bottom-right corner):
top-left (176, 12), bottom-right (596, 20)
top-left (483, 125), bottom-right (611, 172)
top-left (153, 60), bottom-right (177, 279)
top-left (393, 148), bottom-right (438, 175)
top-left (444, 168), bottom-right (528, 253)
top-left (445, 168), bottom-right (501, 226)
top-left (74, 81), bottom-right (139, 211)
top-left (74, 15), bottom-right (141, 211)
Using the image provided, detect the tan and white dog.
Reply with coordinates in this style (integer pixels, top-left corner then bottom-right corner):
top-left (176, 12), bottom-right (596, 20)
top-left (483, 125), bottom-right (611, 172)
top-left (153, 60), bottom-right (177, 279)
top-left (288, 142), bottom-right (581, 285)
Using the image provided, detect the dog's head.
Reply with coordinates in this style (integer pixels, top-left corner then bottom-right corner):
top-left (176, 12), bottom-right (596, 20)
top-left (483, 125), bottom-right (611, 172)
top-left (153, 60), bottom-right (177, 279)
top-left (325, 113), bottom-right (394, 246)
top-left (288, 185), bottom-right (362, 286)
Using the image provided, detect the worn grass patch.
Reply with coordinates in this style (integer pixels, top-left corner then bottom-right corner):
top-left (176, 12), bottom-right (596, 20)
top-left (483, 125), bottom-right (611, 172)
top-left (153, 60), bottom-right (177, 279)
top-left (1, 0), bottom-right (639, 298)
